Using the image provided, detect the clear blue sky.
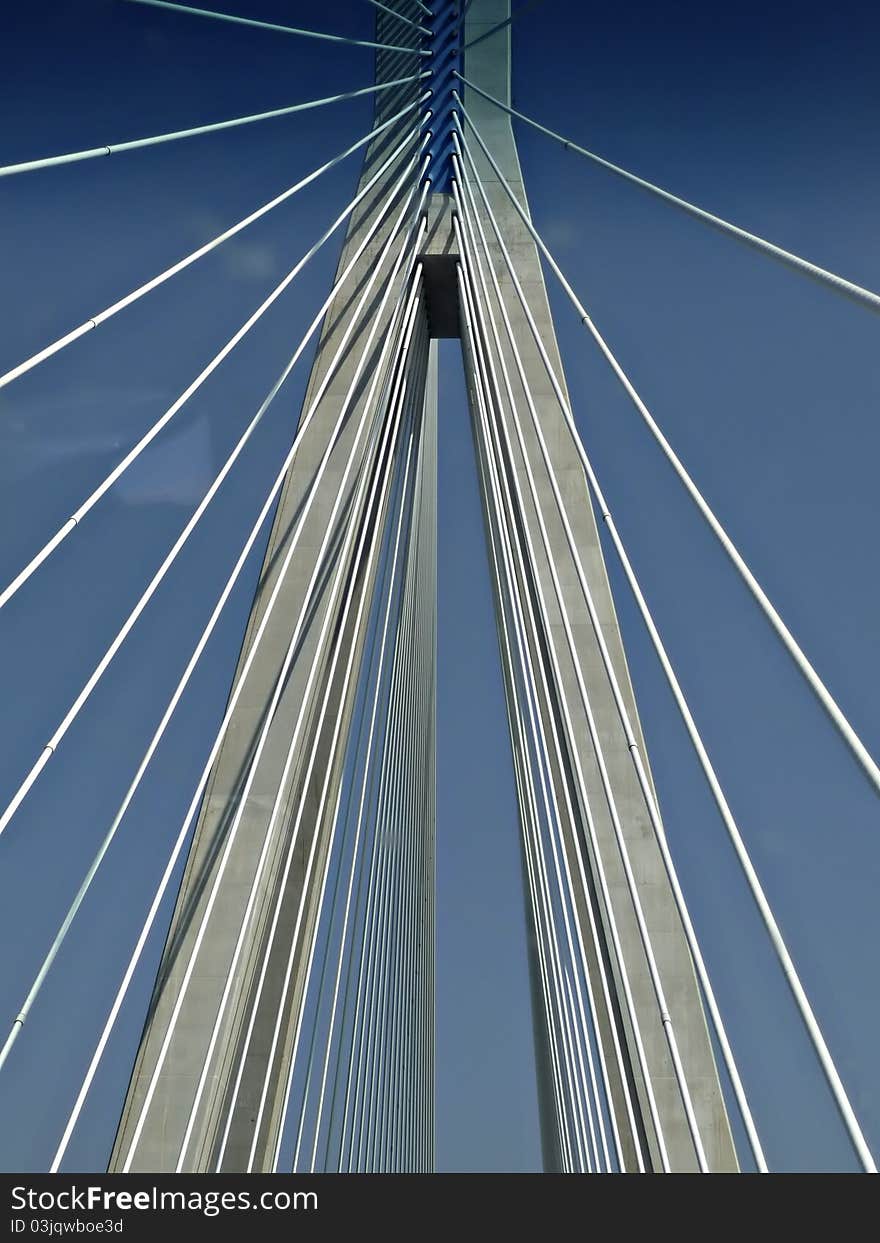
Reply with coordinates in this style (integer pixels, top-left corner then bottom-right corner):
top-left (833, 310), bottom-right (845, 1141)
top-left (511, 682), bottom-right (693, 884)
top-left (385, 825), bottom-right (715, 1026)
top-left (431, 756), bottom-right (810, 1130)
top-left (0, 0), bottom-right (879, 1174)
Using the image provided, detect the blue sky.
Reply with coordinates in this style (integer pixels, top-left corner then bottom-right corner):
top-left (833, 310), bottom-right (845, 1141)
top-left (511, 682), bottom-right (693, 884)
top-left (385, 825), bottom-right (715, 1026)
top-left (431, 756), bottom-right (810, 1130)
top-left (1, 0), bottom-right (879, 1173)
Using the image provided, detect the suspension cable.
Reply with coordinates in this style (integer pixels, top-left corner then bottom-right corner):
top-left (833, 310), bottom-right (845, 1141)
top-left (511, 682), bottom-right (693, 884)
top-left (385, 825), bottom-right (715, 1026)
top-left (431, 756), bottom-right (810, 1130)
top-left (124, 0), bottom-right (433, 56)
top-left (455, 120), bottom-right (877, 1173)
top-left (454, 95), bottom-right (880, 808)
top-left (0, 127), bottom-right (427, 848)
top-left (0, 150), bottom-right (429, 1081)
top-left (0, 76), bottom-right (429, 178)
top-left (454, 74), bottom-right (880, 313)
top-left (49, 198), bottom-right (430, 1174)
top-left (0, 95), bottom-right (427, 395)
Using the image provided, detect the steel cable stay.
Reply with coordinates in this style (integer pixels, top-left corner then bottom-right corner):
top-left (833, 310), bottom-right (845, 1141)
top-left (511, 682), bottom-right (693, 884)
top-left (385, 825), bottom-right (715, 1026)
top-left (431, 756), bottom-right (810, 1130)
top-left (123, 0), bottom-right (433, 56)
top-left (457, 244), bottom-right (636, 1163)
top-left (0, 125), bottom-right (429, 847)
top-left (240, 294), bottom-right (428, 1176)
top-left (333, 459), bottom-right (434, 1171)
top-left (211, 318), bottom-right (415, 1171)
top-left (350, 363), bottom-right (426, 1172)
top-left (355, 543), bottom-right (423, 1171)
top-left (459, 258), bottom-right (673, 1171)
top-left (48, 197), bottom-right (431, 1173)
top-left (454, 158), bottom-right (764, 1169)
top-left (228, 277), bottom-right (427, 1178)
top-left (115, 237), bottom-right (429, 1175)
top-left (454, 74), bottom-right (880, 314)
top-left (455, 97), bottom-right (880, 807)
top-left (467, 318), bottom-right (611, 1163)
top-left (0, 75), bottom-right (429, 179)
top-left (0, 94), bottom-right (428, 396)
top-left (453, 135), bottom-right (768, 1171)
top-left (460, 237), bottom-right (712, 1171)
top-left (462, 268), bottom-right (608, 1169)
top-left (341, 454), bottom-right (434, 1171)
top-left (368, 446), bottom-right (430, 1171)
top-left (0, 151), bottom-right (429, 1082)
top-left (258, 307), bottom-right (426, 1175)
top-left (475, 337), bottom-right (606, 1171)
top-left (463, 262), bottom-right (650, 1172)
top-left (287, 353), bottom-right (424, 1174)
top-left (455, 112), bottom-right (877, 1173)
top-left (0, 105), bottom-right (429, 623)
top-left (375, 357), bottom-right (433, 1171)
top-left (459, 266), bottom-right (606, 1170)
top-left (322, 518), bottom-right (419, 1172)
top-left (182, 317), bottom-right (417, 1171)
top-left (455, 184), bottom-right (659, 1172)
top-left (281, 317), bottom-right (429, 1173)
top-left (464, 286), bottom-right (592, 1170)
top-left (362, 366), bottom-right (425, 1172)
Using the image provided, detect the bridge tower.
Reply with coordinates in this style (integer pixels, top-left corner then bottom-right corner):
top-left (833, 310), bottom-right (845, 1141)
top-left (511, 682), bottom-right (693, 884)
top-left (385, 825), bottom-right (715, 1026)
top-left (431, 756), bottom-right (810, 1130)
top-left (110, 1), bottom-right (737, 1173)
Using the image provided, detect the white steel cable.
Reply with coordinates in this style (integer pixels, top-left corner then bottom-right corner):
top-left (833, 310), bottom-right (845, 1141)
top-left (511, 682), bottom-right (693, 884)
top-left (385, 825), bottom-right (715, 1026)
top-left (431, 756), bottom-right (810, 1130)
top-left (181, 328), bottom-right (417, 1171)
top-left (456, 97), bottom-right (880, 806)
top-left (335, 509), bottom-right (421, 1169)
top-left (259, 342), bottom-right (420, 1174)
top-left (0, 76), bottom-right (429, 178)
top-left (366, 336), bottom-right (427, 1172)
top-left (215, 315), bottom-right (417, 1168)
top-left (0, 129), bottom-right (427, 844)
top-left (455, 183), bottom-right (623, 1172)
top-left (120, 248), bottom-right (428, 1175)
top-left (181, 302), bottom-right (417, 1174)
top-left (460, 264), bottom-right (597, 1170)
top-left (301, 371), bottom-right (423, 1173)
top-left (358, 485), bottom-right (423, 1169)
top-left (454, 134), bottom-right (768, 1171)
top-left (348, 481), bottom-right (424, 1170)
top-left (461, 276), bottom-right (645, 1174)
top-left (467, 263), bottom-right (621, 1174)
top-left (459, 239), bottom-right (631, 1163)
top-left (281, 425), bottom-right (409, 1171)
top-left (316, 407), bottom-right (422, 1171)
top-left (124, 0), bottom-right (433, 56)
top-left (459, 243), bottom-right (710, 1173)
top-left (458, 257), bottom-right (671, 1171)
top-left (454, 129), bottom-right (759, 1161)
top-left (211, 265), bottom-right (426, 1174)
top-left (246, 293), bottom-right (426, 1175)
top-left (49, 203), bottom-right (429, 1173)
top-left (454, 74), bottom-right (880, 314)
top-left (0, 108), bottom-right (427, 619)
top-left (462, 275), bottom-right (598, 1168)
top-left (0, 95), bottom-right (427, 394)
top-left (0, 152), bottom-right (428, 1079)
top-left (408, 369), bottom-right (436, 1170)
top-left (380, 353), bottom-right (432, 1171)
top-left (206, 256), bottom-right (427, 1173)
top-left (456, 119), bottom-right (877, 1173)
top-left (286, 329), bottom-right (431, 1176)
top-left (345, 426), bottom-right (431, 1171)
top-left (465, 313), bottom-right (583, 1170)
top-left (409, 417), bottom-right (435, 1170)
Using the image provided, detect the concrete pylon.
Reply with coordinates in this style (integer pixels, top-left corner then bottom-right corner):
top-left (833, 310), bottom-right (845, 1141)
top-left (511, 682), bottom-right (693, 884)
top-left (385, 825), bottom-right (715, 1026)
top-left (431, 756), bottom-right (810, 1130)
top-left (110, 0), bottom-right (737, 1173)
